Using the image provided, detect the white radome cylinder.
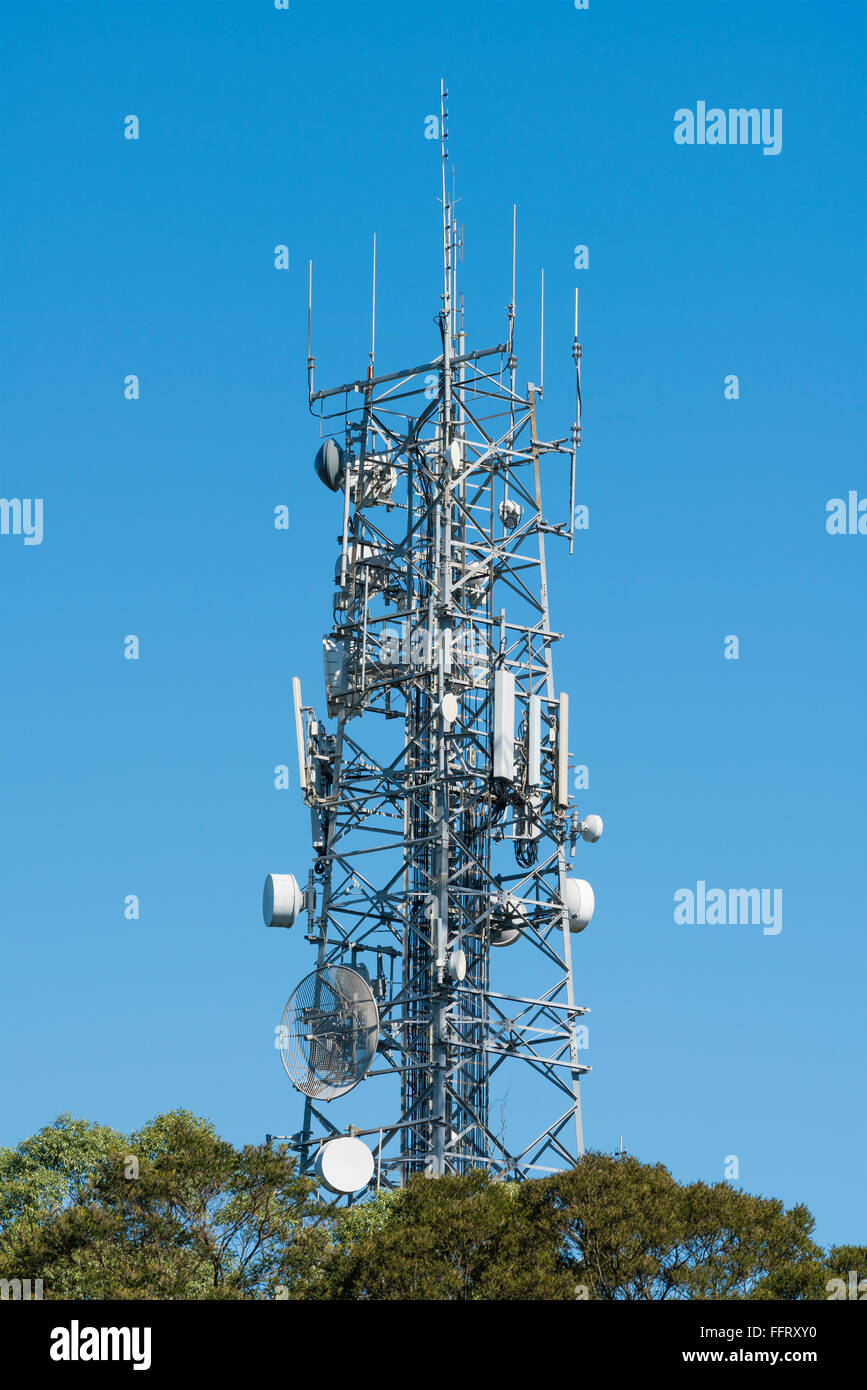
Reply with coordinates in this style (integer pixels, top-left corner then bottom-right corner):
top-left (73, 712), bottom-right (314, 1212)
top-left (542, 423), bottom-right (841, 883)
top-left (581, 814), bottom-right (603, 843)
top-left (563, 877), bottom-right (595, 933)
top-left (448, 947), bottom-right (467, 981)
top-left (263, 873), bottom-right (303, 929)
top-left (314, 1136), bottom-right (375, 1195)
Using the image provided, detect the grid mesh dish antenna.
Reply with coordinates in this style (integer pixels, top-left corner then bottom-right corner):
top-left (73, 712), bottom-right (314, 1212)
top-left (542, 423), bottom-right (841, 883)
top-left (280, 965), bottom-right (379, 1100)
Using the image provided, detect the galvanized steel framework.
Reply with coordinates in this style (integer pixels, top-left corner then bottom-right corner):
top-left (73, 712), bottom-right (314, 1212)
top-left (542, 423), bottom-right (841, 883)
top-left (275, 85), bottom-right (596, 1186)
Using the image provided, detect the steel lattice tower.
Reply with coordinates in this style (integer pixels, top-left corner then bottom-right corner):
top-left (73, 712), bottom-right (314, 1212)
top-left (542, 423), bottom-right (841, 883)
top-left (264, 84), bottom-right (602, 1192)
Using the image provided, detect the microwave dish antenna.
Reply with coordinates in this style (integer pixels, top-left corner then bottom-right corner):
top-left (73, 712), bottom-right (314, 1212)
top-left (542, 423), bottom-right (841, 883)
top-left (279, 965), bottom-right (379, 1101)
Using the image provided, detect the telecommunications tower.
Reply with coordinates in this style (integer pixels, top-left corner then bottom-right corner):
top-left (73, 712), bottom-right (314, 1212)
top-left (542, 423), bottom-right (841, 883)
top-left (263, 84), bottom-right (603, 1196)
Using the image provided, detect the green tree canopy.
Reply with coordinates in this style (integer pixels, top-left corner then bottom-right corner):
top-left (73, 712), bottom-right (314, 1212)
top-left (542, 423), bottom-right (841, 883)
top-left (542, 1154), bottom-right (827, 1300)
top-left (318, 1154), bottom-right (836, 1301)
top-left (0, 1112), bottom-right (125, 1240)
top-left (1, 1119), bottom-right (857, 1302)
top-left (0, 1111), bottom-right (325, 1300)
top-left (320, 1169), bottom-right (573, 1300)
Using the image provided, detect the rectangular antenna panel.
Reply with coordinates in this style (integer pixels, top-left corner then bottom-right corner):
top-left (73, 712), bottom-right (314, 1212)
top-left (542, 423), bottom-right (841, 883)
top-left (556, 692), bottom-right (569, 807)
top-left (527, 694), bottom-right (542, 787)
top-left (292, 676), bottom-right (308, 793)
top-left (493, 669), bottom-right (515, 781)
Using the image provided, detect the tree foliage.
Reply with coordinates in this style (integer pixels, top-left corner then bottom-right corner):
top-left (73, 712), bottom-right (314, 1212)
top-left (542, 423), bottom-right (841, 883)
top-left (320, 1170), bottom-right (573, 1300)
top-left (316, 1156), bottom-right (833, 1301)
top-left (541, 1154), bottom-right (826, 1300)
top-left (0, 1111), bottom-right (325, 1299)
top-left (0, 1117), bottom-right (856, 1302)
top-left (0, 1112), bottom-right (124, 1241)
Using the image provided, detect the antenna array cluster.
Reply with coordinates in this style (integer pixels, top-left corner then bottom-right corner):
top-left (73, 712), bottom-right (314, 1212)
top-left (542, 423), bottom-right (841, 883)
top-left (263, 83), bottom-right (602, 1193)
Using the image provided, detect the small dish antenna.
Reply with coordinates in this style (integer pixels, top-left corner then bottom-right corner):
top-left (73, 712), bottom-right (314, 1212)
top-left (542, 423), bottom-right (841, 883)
top-left (563, 877), bottom-right (595, 933)
top-left (489, 891), bottom-right (527, 947)
top-left (314, 1136), bottom-right (375, 1195)
top-left (448, 947), bottom-right (467, 980)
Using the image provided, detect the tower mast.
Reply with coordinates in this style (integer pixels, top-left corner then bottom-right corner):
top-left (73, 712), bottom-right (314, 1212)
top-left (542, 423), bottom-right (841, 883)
top-left (264, 85), bottom-right (603, 1192)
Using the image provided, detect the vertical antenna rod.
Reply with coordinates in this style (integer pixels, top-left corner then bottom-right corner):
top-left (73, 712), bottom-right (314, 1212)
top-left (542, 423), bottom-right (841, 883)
top-left (440, 78), bottom-right (452, 348)
top-left (539, 267), bottom-right (545, 396)
top-left (369, 233), bottom-right (377, 378)
top-left (505, 204), bottom-right (517, 507)
top-left (306, 259), bottom-right (314, 400)
top-left (507, 204), bottom-right (517, 355)
top-left (569, 286), bottom-right (582, 554)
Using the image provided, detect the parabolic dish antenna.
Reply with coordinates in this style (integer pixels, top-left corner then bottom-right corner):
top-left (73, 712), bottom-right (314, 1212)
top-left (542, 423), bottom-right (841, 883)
top-left (314, 1136), bottom-right (375, 1195)
top-left (279, 965), bottom-right (380, 1100)
top-left (489, 891), bottom-right (527, 947)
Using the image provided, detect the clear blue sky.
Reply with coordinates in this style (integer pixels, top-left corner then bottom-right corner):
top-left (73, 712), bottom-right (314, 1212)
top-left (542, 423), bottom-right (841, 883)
top-left (1, 0), bottom-right (864, 1249)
